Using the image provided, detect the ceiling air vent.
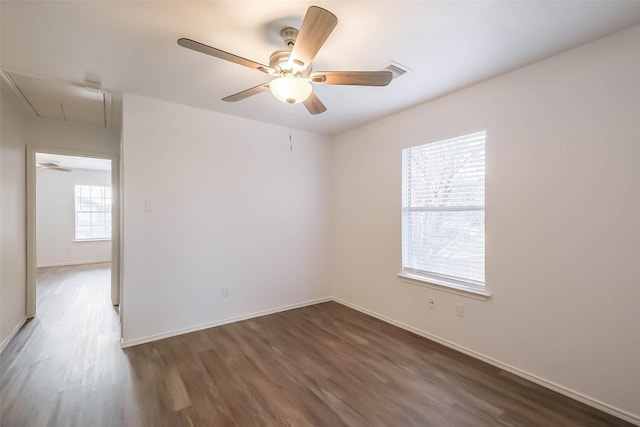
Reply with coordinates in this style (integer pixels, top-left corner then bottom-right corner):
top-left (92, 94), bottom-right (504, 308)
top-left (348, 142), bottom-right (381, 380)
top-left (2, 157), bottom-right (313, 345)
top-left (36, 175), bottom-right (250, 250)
top-left (383, 61), bottom-right (411, 79)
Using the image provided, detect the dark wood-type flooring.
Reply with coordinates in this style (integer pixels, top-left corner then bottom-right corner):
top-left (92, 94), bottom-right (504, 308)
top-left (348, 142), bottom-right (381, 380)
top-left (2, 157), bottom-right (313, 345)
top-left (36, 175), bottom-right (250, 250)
top-left (1, 263), bottom-right (632, 426)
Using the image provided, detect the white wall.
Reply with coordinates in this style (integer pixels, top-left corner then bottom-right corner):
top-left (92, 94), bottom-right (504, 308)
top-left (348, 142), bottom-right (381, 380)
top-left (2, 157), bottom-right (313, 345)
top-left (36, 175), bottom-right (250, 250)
top-left (329, 25), bottom-right (640, 422)
top-left (24, 115), bottom-right (120, 157)
top-left (0, 82), bottom-right (27, 350)
top-left (36, 167), bottom-right (111, 267)
top-left (121, 94), bottom-right (331, 345)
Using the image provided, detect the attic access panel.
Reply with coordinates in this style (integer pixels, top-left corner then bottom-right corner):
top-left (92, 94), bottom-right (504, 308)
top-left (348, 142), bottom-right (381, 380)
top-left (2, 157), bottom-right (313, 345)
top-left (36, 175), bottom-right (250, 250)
top-left (1, 71), bottom-right (112, 127)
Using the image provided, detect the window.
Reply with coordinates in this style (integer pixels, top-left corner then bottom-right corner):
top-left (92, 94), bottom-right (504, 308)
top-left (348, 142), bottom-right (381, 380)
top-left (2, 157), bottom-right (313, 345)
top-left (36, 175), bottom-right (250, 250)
top-left (74, 185), bottom-right (112, 240)
top-left (401, 131), bottom-right (485, 291)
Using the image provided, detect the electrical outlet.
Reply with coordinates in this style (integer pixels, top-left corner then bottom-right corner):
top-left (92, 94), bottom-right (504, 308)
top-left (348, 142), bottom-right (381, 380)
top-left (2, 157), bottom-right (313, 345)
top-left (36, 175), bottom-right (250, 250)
top-left (456, 304), bottom-right (465, 318)
top-left (221, 287), bottom-right (229, 298)
top-left (428, 298), bottom-right (436, 310)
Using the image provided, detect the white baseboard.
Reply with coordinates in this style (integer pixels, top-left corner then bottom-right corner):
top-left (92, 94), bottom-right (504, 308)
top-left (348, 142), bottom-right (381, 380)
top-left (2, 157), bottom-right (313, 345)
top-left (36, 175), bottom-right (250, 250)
top-left (0, 317), bottom-right (27, 354)
top-left (121, 296), bottom-right (332, 349)
top-left (37, 260), bottom-right (111, 268)
top-left (333, 297), bottom-right (640, 426)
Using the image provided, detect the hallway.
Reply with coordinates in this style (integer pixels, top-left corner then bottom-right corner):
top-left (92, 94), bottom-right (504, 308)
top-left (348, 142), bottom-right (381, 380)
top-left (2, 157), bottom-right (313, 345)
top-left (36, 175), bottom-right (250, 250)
top-left (0, 263), bottom-right (134, 426)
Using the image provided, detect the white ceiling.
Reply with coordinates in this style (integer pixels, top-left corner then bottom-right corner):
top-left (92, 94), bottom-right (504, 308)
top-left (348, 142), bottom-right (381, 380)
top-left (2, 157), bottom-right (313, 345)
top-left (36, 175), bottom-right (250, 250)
top-left (2, 1), bottom-right (640, 136)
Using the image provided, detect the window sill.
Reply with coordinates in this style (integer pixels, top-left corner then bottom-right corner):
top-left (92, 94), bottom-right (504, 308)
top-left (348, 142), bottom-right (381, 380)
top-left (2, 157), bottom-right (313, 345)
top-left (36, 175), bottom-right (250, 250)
top-left (73, 238), bottom-right (111, 242)
top-left (398, 272), bottom-right (491, 301)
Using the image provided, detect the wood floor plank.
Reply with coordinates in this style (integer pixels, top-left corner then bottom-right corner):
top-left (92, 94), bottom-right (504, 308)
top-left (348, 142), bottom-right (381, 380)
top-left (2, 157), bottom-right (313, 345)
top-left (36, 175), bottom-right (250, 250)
top-left (0, 263), bottom-right (634, 426)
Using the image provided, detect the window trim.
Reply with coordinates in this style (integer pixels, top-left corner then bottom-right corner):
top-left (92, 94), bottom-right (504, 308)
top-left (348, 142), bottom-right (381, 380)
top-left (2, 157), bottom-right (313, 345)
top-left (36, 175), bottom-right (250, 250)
top-left (398, 271), bottom-right (491, 300)
top-left (401, 131), bottom-right (486, 294)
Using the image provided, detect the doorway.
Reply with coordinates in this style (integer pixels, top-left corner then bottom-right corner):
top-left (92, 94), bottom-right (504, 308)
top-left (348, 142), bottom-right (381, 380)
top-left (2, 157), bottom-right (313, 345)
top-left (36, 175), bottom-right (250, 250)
top-left (26, 148), bottom-right (120, 329)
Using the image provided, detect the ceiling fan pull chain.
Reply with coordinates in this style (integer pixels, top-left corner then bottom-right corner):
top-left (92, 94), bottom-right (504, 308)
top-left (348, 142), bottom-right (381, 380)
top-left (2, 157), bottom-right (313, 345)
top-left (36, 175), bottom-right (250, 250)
top-left (289, 104), bottom-right (294, 152)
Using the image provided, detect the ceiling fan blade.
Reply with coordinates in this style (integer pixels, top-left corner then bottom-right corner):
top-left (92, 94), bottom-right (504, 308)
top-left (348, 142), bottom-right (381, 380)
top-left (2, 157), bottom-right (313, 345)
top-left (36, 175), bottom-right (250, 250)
top-left (310, 71), bottom-right (393, 86)
top-left (289, 6), bottom-right (337, 70)
top-left (37, 163), bottom-right (71, 172)
top-left (303, 91), bottom-right (327, 115)
top-left (222, 82), bottom-right (271, 102)
top-left (178, 38), bottom-right (273, 74)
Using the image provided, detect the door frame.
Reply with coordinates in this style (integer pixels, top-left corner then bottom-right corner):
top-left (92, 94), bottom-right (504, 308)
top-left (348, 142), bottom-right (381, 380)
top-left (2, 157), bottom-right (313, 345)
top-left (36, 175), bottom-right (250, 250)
top-left (26, 145), bottom-right (121, 317)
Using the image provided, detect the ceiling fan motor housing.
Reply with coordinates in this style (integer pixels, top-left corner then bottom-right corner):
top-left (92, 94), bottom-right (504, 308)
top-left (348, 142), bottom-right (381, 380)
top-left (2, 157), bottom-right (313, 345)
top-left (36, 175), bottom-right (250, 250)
top-left (270, 27), bottom-right (312, 76)
top-left (269, 49), bottom-right (292, 71)
top-left (269, 49), bottom-right (311, 76)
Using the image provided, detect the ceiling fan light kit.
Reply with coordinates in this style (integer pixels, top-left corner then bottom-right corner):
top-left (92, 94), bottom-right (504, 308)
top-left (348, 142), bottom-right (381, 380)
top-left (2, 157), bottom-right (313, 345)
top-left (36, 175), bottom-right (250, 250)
top-left (269, 75), bottom-right (312, 104)
top-left (178, 6), bottom-right (392, 115)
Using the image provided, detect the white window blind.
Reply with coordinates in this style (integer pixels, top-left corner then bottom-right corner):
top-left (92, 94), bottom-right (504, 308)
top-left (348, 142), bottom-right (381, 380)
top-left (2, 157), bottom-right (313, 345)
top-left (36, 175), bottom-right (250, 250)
top-left (402, 131), bottom-right (485, 287)
top-left (74, 185), bottom-right (112, 240)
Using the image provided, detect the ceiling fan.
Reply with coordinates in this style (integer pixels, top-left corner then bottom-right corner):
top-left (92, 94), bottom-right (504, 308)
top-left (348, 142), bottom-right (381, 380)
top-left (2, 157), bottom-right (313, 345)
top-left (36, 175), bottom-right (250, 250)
top-left (37, 162), bottom-right (71, 172)
top-left (177, 6), bottom-right (393, 115)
